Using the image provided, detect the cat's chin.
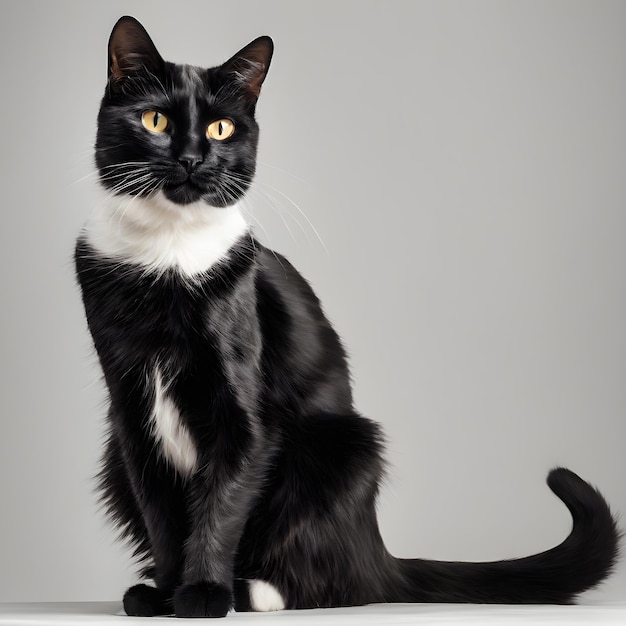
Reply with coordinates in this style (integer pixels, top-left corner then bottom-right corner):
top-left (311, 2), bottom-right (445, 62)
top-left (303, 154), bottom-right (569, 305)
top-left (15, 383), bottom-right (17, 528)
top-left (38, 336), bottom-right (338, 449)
top-left (162, 183), bottom-right (235, 209)
top-left (162, 182), bottom-right (206, 206)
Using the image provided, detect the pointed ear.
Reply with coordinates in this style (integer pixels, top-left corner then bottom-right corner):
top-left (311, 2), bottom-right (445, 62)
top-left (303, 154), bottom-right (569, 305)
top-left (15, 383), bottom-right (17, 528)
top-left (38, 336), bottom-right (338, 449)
top-left (108, 16), bottom-right (164, 83)
top-left (221, 36), bottom-right (274, 100)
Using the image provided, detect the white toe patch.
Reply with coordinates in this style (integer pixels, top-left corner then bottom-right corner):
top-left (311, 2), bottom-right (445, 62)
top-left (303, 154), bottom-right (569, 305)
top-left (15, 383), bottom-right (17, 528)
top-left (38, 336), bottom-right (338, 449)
top-left (249, 580), bottom-right (285, 612)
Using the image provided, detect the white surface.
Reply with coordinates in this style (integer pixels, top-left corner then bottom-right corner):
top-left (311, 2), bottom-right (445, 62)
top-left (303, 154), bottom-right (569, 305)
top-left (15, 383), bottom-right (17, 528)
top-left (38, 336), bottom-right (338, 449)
top-left (1, 602), bottom-right (626, 625)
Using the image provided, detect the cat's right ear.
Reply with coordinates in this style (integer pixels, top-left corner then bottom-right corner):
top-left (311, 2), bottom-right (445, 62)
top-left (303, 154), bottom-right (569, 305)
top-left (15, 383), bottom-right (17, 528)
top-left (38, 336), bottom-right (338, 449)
top-left (107, 16), bottom-right (164, 87)
top-left (221, 36), bottom-right (274, 101)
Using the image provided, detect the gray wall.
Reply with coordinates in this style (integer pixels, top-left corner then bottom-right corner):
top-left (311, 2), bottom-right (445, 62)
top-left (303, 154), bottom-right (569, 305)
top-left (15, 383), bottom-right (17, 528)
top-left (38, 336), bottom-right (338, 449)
top-left (1, 0), bottom-right (624, 603)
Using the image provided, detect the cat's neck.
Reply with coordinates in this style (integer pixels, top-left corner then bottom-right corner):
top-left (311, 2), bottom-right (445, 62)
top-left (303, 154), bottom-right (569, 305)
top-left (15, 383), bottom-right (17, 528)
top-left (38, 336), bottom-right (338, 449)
top-left (84, 192), bottom-right (249, 277)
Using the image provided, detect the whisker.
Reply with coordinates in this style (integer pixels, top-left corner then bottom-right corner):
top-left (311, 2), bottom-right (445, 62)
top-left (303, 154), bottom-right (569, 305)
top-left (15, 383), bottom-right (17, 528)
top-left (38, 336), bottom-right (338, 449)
top-left (255, 178), bottom-right (328, 254)
top-left (256, 160), bottom-right (309, 185)
top-left (219, 170), bottom-right (317, 249)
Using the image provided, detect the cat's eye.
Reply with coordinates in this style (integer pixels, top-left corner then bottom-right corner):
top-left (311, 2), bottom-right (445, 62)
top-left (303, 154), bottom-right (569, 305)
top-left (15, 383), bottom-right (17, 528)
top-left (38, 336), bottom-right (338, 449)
top-left (206, 119), bottom-right (235, 141)
top-left (141, 111), bottom-right (169, 133)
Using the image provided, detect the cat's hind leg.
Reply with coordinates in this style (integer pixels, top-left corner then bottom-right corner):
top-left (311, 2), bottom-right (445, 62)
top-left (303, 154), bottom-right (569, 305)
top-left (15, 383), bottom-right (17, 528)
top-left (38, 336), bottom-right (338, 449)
top-left (236, 412), bottom-right (394, 610)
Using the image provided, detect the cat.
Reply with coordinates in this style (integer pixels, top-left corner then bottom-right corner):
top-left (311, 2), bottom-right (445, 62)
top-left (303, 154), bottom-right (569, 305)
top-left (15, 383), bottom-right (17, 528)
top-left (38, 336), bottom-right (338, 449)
top-left (75, 16), bottom-right (620, 619)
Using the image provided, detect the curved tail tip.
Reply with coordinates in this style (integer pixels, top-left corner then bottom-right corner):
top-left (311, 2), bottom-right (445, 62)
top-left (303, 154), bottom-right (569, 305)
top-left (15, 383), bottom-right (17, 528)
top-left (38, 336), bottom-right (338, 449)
top-left (546, 467), bottom-right (609, 514)
top-left (547, 466), bottom-right (621, 532)
top-left (547, 467), bottom-right (586, 493)
top-left (546, 466), bottom-right (621, 568)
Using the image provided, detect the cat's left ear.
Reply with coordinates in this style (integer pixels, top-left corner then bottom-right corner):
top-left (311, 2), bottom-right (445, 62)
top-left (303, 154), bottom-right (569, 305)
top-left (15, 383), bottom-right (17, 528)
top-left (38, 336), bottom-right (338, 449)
top-left (221, 36), bottom-right (274, 100)
top-left (107, 16), bottom-right (165, 85)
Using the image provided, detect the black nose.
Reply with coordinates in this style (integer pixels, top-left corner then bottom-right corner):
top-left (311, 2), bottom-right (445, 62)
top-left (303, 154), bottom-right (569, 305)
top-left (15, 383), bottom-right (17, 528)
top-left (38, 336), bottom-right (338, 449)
top-left (178, 154), bottom-right (203, 174)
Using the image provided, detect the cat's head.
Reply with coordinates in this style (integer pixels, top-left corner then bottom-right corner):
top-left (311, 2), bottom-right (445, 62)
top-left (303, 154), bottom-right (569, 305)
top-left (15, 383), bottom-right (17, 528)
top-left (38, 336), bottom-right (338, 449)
top-left (95, 16), bottom-right (273, 207)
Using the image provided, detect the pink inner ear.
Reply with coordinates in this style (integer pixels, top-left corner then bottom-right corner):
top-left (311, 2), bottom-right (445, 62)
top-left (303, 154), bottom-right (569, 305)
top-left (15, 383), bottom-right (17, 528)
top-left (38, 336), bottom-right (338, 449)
top-left (222, 36), bottom-right (273, 99)
top-left (110, 52), bottom-right (119, 71)
top-left (110, 52), bottom-right (124, 80)
top-left (245, 61), bottom-right (267, 98)
top-left (107, 16), bottom-right (163, 80)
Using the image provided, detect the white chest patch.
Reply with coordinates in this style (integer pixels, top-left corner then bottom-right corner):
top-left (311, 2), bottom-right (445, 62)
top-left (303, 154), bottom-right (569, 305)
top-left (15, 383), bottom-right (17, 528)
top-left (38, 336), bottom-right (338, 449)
top-left (150, 368), bottom-right (198, 476)
top-left (84, 191), bottom-right (248, 277)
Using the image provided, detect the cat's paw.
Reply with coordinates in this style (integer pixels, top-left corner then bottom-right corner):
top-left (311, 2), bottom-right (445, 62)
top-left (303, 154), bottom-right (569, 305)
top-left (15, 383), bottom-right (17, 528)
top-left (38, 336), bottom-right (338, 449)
top-left (173, 582), bottom-right (232, 618)
top-left (233, 579), bottom-right (286, 612)
top-left (123, 583), bottom-right (173, 616)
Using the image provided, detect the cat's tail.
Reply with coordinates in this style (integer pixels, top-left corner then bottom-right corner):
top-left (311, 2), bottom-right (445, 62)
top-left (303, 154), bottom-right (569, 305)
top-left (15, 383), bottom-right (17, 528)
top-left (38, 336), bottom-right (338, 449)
top-left (391, 468), bottom-right (620, 604)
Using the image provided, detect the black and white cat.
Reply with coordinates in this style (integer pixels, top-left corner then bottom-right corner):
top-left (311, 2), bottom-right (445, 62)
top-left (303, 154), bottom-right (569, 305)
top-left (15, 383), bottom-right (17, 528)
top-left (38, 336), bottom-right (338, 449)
top-left (75, 16), bottom-right (619, 618)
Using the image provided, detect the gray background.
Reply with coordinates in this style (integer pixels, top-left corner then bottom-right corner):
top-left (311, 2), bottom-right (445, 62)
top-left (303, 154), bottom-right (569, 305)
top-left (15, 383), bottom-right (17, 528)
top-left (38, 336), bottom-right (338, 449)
top-left (1, 0), bottom-right (624, 604)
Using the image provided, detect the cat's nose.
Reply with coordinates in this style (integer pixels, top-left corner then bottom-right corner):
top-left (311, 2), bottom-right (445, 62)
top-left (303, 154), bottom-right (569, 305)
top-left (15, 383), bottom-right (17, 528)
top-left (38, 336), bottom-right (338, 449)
top-left (178, 154), bottom-right (203, 174)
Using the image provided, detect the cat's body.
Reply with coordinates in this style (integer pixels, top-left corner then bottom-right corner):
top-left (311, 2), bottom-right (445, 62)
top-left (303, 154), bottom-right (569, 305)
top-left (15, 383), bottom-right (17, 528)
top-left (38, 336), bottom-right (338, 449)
top-left (75, 17), bottom-right (619, 618)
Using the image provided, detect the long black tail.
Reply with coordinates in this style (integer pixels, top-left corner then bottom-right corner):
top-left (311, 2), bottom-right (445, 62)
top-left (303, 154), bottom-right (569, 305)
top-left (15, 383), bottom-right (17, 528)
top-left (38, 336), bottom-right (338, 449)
top-left (392, 468), bottom-right (620, 604)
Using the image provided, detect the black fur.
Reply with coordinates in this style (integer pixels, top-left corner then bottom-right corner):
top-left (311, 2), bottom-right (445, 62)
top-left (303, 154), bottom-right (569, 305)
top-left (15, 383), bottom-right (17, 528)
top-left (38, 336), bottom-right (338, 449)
top-left (75, 16), bottom-right (620, 618)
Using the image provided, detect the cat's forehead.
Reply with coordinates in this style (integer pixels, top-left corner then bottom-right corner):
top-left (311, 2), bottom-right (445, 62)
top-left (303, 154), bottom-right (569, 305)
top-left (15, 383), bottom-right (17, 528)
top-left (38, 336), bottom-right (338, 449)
top-left (172, 64), bottom-right (207, 92)
top-left (163, 62), bottom-right (230, 107)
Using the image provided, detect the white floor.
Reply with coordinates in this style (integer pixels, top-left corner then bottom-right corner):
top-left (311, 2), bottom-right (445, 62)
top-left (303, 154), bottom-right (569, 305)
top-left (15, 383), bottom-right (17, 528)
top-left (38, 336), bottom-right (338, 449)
top-left (1, 602), bottom-right (626, 625)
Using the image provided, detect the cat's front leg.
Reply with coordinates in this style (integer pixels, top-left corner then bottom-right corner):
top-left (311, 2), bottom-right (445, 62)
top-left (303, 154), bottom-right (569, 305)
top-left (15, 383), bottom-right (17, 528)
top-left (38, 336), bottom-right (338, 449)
top-left (172, 444), bottom-right (270, 618)
top-left (123, 583), bottom-right (174, 617)
top-left (106, 428), bottom-right (187, 617)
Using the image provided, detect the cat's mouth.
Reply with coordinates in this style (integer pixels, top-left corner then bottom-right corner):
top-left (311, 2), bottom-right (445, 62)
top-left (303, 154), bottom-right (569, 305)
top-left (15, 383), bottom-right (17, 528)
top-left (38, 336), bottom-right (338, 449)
top-left (162, 178), bottom-right (205, 206)
top-left (160, 166), bottom-right (244, 207)
top-left (162, 176), bottom-right (238, 208)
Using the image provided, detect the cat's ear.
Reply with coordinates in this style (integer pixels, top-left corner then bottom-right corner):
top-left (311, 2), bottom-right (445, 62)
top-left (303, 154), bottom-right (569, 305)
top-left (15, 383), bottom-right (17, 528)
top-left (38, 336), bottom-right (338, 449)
top-left (107, 16), bottom-right (164, 85)
top-left (221, 36), bottom-right (274, 100)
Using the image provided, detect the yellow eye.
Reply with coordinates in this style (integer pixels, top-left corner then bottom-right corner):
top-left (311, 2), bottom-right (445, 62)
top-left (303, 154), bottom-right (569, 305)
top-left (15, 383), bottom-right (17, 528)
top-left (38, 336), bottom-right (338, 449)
top-left (141, 111), bottom-right (169, 133)
top-left (206, 119), bottom-right (235, 141)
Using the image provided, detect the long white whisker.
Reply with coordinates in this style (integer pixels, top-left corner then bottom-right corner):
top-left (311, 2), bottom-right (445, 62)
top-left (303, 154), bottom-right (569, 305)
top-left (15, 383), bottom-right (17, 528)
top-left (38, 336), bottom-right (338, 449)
top-left (71, 170), bottom-right (100, 186)
top-left (73, 162), bottom-right (151, 186)
top-left (256, 160), bottom-right (309, 185)
top-left (255, 179), bottom-right (328, 254)
top-left (238, 200), bottom-right (273, 246)
top-left (220, 163), bottom-right (326, 253)
top-left (220, 171), bottom-right (312, 246)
